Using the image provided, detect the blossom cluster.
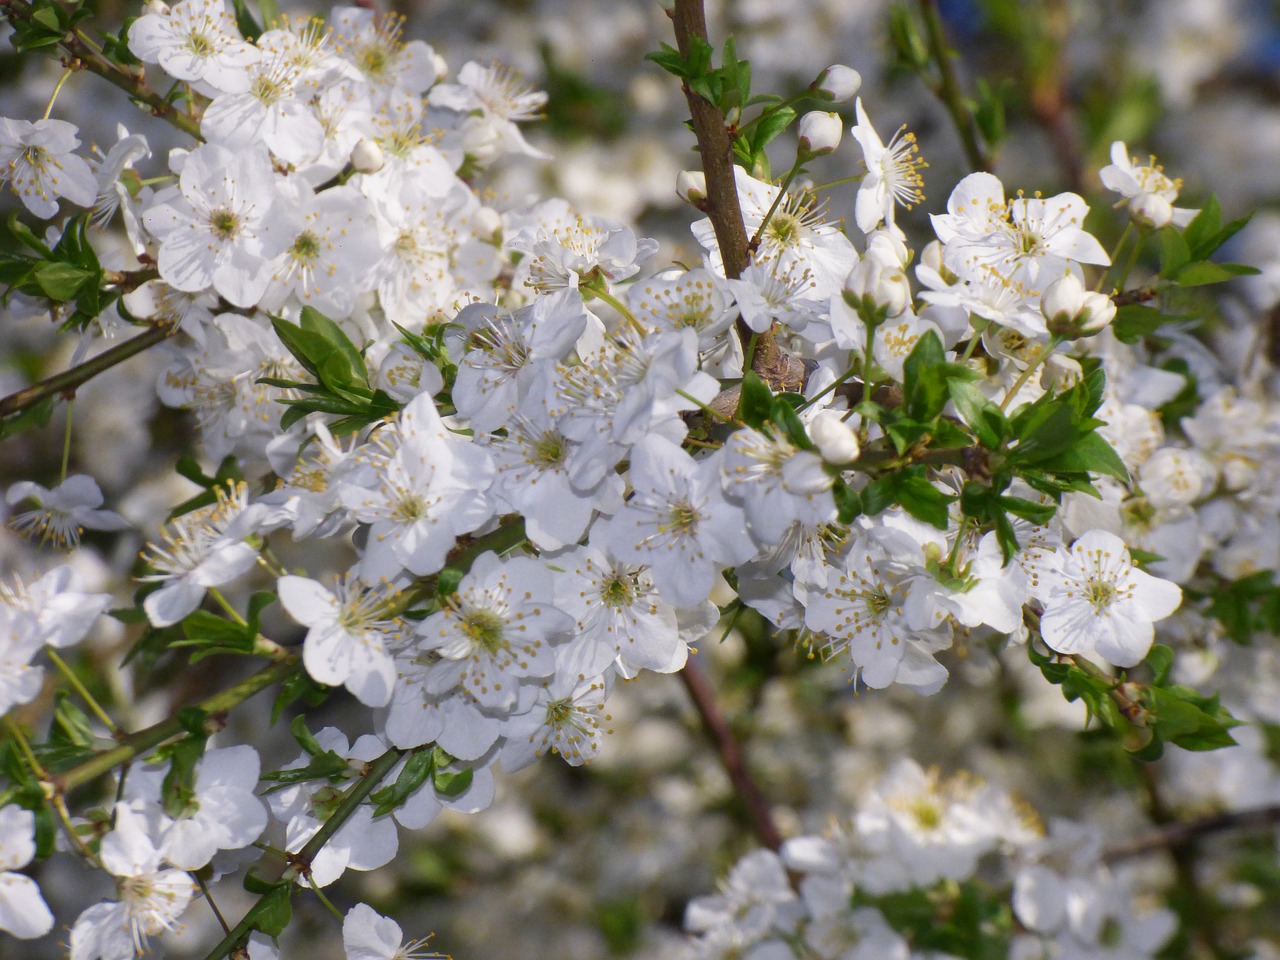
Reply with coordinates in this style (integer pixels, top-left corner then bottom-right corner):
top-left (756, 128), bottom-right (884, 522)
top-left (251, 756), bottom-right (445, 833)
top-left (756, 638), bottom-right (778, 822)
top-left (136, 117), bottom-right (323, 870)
top-left (684, 760), bottom-right (1176, 960)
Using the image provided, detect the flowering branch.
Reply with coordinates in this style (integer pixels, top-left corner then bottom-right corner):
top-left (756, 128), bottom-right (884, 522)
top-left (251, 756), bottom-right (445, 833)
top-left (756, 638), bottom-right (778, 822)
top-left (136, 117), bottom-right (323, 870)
top-left (1106, 803), bottom-right (1280, 861)
top-left (56, 655), bottom-right (299, 793)
top-left (668, 0), bottom-right (805, 394)
top-left (201, 747), bottom-right (405, 960)
top-left (0, 0), bottom-right (205, 140)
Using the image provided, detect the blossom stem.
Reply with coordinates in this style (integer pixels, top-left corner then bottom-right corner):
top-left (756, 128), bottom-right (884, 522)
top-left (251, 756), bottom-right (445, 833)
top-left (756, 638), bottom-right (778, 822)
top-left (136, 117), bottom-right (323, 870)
top-left (587, 285), bottom-right (645, 334)
top-left (3, 716), bottom-right (99, 861)
top-left (676, 388), bottom-right (733, 424)
top-left (858, 319), bottom-right (882, 444)
top-left (795, 361), bottom-right (860, 412)
top-left (202, 748), bottom-right (405, 960)
top-left (306, 875), bottom-right (345, 920)
top-left (57, 655), bottom-right (300, 793)
top-left (59, 397), bottom-right (74, 481)
top-left (41, 69), bottom-right (74, 120)
top-left (0, 321), bottom-right (177, 420)
top-left (917, 0), bottom-right (991, 172)
top-left (1096, 222), bottom-right (1135, 293)
top-left (196, 875), bottom-right (232, 935)
top-left (46, 648), bottom-right (118, 732)
top-left (997, 335), bottom-right (1061, 412)
top-left (209, 587), bottom-right (249, 628)
top-left (747, 159), bottom-right (802, 254)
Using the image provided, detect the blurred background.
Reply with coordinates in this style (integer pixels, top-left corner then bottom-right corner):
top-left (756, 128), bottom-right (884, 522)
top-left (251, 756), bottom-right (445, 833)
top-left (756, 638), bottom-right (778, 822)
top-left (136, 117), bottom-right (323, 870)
top-left (4, 1), bottom-right (1280, 958)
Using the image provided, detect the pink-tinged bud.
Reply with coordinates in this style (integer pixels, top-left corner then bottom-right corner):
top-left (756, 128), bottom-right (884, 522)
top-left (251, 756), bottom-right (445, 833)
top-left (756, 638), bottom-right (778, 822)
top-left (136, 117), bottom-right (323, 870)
top-left (1041, 273), bottom-right (1116, 338)
top-left (815, 64), bottom-right (862, 103)
top-left (809, 412), bottom-right (861, 465)
top-left (676, 170), bottom-right (707, 205)
top-left (350, 139), bottom-right (385, 173)
top-left (797, 111), bottom-right (843, 157)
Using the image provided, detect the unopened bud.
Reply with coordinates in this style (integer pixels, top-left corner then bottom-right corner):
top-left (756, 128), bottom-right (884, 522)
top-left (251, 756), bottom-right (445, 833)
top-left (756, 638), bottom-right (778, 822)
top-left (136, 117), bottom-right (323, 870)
top-left (815, 64), bottom-right (862, 103)
top-left (676, 169), bottom-right (707, 205)
top-left (350, 139), bottom-right (385, 174)
top-left (809, 412), bottom-right (861, 465)
top-left (1130, 192), bottom-right (1174, 229)
top-left (430, 52), bottom-right (449, 83)
top-left (144, 0), bottom-right (170, 14)
top-left (865, 230), bottom-right (910, 270)
top-left (1041, 273), bottom-right (1117, 339)
top-left (843, 258), bottom-right (909, 319)
top-left (472, 206), bottom-right (503, 242)
top-left (797, 111), bottom-right (843, 157)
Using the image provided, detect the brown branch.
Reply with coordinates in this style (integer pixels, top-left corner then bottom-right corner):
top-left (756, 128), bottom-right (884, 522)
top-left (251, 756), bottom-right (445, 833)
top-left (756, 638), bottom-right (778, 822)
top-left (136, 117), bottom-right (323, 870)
top-left (1105, 803), bottom-right (1280, 862)
top-left (668, 0), bottom-right (805, 395)
top-left (1111, 286), bottom-right (1158, 307)
top-left (918, 0), bottom-right (991, 172)
top-left (680, 660), bottom-right (783, 851)
top-left (0, 321), bottom-right (177, 419)
top-left (670, 0), bottom-right (750, 281)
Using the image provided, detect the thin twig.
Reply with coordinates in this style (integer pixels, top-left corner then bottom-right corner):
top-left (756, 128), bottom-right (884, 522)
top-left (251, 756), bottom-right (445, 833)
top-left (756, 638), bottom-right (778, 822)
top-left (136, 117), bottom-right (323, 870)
top-left (0, 322), bottom-right (176, 420)
top-left (679, 660), bottom-right (783, 851)
top-left (1106, 804), bottom-right (1280, 861)
top-left (918, 0), bottom-right (991, 172)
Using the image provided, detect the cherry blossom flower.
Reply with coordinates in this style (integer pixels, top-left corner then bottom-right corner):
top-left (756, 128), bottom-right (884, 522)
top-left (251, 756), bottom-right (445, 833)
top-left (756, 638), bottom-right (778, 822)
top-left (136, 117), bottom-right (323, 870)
top-left (0, 805), bottom-right (54, 940)
top-left (1038, 530), bottom-right (1182, 667)
top-left (849, 98), bottom-right (927, 234)
top-left (6, 474), bottom-right (129, 549)
top-left (128, 0), bottom-right (260, 94)
top-left (0, 118), bottom-right (98, 218)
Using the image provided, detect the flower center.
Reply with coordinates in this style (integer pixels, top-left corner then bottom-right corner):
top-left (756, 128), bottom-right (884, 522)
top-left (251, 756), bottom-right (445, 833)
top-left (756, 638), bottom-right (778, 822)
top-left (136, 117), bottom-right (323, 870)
top-left (209, 207), bottom-right (240, 240)
top-left (1085, 577), bottom-right (1117, 611)
top-left (461, 608), bottom-right (506, 653)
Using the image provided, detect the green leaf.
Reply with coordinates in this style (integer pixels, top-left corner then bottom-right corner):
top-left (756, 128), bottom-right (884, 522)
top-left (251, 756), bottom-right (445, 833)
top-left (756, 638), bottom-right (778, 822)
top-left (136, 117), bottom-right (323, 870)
top-left (0, 395), bottom-right (56, 441)
top-left (1037, 431), bottom-right (1129, 482)
top-left (33, 262), bottom-right (94, 301)
top-left (271, 671), bottom-right (330, 725)
top-left (973, 77), bottom-right (1006, 148)
top-left (7, 212), bottom-right (52, 257)
top-left (162, 735), bottom-right (207, 818)
top-left (947, 381), bottom-right (1007, 449)
top-left (253, 886), bottom-right (293, 938)
top-left (749, 105), bottom-right (796, 154)
top-left (1111, 304), bottom-right (1168, 344)
top-left (432, 763), bottom-right (474, 798)
top-left (895, 471), bottom-right (953, 530)
top-left (371, 749), bottom-right (435, 817)
top-left (832, 481), bottom-right (862, 524)
top-left (1173, 260), bottom-right (1260, 286)
top-left (1181, 195), bottom-right (1222, 257)
top-left (1145, 644), bottom-right (1174, 686)
top-left (736, 372), bottom-right (774, 430)
top-left (1158, 225), bottom-right (1192, 278)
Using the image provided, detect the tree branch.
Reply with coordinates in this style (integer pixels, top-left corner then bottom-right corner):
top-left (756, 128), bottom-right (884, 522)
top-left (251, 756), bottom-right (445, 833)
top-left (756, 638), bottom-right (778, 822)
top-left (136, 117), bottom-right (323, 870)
top-left (680, 660), bottom-right (783, 851)
top-left (0, 321), bottom-right (176, 420)
top-left (1105, 803), bottom-right (1280, 861)
top-left (918, 0), bottom-right (992, 172)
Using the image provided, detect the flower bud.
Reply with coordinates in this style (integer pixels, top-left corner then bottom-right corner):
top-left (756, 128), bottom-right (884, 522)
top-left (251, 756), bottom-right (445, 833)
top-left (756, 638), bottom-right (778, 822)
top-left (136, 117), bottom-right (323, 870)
top-left (472, 206), bottom-right (503, 243)
top-left (144, 0), bottom-right (170, 13)
top-left (676, 169), bottom-right (707, 205)
top-left (865, 230), bottom-right (910, 270)
top-left (809, 412), bottom-right (861, 465)
top-left (797, 111), bottom-right (843, 157)
top-left (843, 258), bottom-right (909, 319)
top-left (350, 138), bottom-right (385, 174)
top-left (1040, 273), bottom-right (1116, 339)
top-left (1130, 192), bottom-right (1174, 229)
top-left (815, 64), bottom-right (862, 103)
top-left (430, 52), bottom-right (450, 83)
